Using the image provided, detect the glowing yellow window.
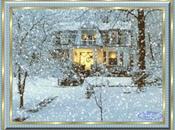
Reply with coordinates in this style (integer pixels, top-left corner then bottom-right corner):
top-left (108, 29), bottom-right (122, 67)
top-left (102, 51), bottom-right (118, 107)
top-left (73, 48), bottom-right (94, 70)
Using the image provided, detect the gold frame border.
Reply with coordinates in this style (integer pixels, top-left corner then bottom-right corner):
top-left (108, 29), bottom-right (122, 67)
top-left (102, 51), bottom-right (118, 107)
top-left (170, 0), bottom-right (174, 129)
top-left (10, 6), bottom-right (166, 125)
top-left (1, 0), bottom-right (5, 130)
top-left (1, 1), bottom-right (173, 130)
top-left (5, 0), bottom-right (170, 2)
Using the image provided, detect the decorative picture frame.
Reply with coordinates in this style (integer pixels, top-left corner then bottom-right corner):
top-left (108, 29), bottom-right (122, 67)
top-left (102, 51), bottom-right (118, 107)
top-left (1, 0), bottom-right (174, 130)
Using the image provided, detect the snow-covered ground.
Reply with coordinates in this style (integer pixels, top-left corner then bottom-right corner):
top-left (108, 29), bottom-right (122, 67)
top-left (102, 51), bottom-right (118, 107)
top-left (12, 77), bottom-right (163, 122)
top-left (83, 77), bottom-right (132, 87)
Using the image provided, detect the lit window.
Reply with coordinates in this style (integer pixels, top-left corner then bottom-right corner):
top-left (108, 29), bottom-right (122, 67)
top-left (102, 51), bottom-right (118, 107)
top-left (81, 29), bottom-right (96, 45)
top-left (109, 52), bottom-right (117, 65)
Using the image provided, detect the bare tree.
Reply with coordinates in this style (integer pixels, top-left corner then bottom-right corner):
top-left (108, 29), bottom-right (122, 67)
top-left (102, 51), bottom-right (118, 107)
top-left (125, 9), bottom-right (160, 90)
top-left (14, 14), bottom-right (44, 108)
top-left (85, 77), bottom-right (109, 121)
top-left (13, 11), bottom-right (55, 108)
top-left (94, 85), bottom-right (104, 121)
top-left (148, 32), bottom-right (155, 61)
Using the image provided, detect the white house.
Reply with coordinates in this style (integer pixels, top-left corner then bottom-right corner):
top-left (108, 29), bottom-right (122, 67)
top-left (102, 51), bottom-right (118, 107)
top-left (52, 20), bottom-right (136, 70)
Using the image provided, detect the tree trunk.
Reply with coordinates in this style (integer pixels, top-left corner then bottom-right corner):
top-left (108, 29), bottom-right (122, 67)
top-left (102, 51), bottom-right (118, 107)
top-left (18, 65), bottom-right (28, 109)
top-left (148, 33), bottom-right (154, 61)
top-left (20, 94), bottom-right (24, 109)
top-left (100, 107), bottom-right (103, 121)
top-left (137, 10), bottom-right (146, 88)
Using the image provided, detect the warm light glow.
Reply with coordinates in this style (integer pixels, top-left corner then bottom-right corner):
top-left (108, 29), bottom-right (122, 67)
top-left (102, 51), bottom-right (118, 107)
top-left (109, 52), bottom-right (116, 59)
top-left (73, 48), bottom-right (93, 70)
top-left (93, 34), bottom-right (96, 39)
top-left (83, 33), bottom-right (88, 40)
top-left (73, 48), bottom-right (104, 70)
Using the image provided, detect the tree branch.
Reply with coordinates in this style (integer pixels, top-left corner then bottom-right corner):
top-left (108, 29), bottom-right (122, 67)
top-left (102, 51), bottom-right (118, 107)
top-left (94, 95), bottom-right (102, 109)
top-left (111, 12), bottom-right (123, 29)
top-left (144, 9), bottom-right (161, 20)
top-left (75, 10), bottom-right (88, 21)
top-left (144, 10), bottom-right (152, 19)
top-left (41, 21), bottom-right (47, 43)
top-left (126, 10), bottom-right (138, 19)
top-left (20, 16), bottom-right (45, 44)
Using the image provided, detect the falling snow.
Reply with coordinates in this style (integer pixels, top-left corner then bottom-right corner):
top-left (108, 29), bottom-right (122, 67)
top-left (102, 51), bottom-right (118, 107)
top-left (12, 9), bottom-right (163, 122)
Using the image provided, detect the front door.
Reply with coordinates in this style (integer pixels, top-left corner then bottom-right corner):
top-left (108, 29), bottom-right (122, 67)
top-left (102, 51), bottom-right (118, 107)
top-left (80, 52), bottom-right (93, 70)
top-left (73, 48), bottom-right (93, 70)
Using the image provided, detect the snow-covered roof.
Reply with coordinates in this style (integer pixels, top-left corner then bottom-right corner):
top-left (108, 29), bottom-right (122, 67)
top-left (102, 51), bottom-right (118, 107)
top-left (99, 21), bottom-right (131, 30)
top-left (53, 21), bottom-right (131, 31)
top-left (55, 22), bottom-right (80, 31)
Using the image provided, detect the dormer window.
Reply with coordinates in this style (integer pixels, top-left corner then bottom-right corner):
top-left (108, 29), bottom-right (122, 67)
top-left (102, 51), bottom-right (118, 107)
top-left (111, 30), bottom-right (118, 45)
top-left (81, 30), bottom-right (96, 45)
top-left (118, 30), bottom-right (127, 46)
top-left (102, 31), bottom-right (110, 45)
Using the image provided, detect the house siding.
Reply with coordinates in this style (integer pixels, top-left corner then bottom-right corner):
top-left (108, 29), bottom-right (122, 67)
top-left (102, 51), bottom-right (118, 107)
top-left (52, 21), bottom-right (134, 70)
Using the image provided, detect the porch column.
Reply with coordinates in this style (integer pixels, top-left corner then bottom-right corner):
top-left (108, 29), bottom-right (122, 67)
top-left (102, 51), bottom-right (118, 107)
top-left (109, 31), bottom-right (112, 45)
top-left (93, 48), bottom-right (97, 65)
top-left (69, 48), bottom-right (73, 62)
top-left (117, 49), bottom-right (120, 66)
top-left (106, 49), bottom-right (109, 65)
top-left (123, 48), bottom-right (129, 68)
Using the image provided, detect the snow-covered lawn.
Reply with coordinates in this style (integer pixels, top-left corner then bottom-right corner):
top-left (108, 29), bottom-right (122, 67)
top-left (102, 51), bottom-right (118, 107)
top-left (12, 77), bottom-right (163, 122)
top-left (83, 77), bottom-right (132, 87)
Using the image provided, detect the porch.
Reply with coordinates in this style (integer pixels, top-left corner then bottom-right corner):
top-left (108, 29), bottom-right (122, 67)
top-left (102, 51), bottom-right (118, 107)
top-left (71, 47), bottom-right (133, 70)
